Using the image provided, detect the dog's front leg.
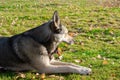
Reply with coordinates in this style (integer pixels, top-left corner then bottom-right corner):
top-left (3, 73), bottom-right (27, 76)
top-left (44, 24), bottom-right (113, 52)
top-left (50, 60), bottom-right (85, 68)
top-left (50, 60), bottom-right (92, 74)
top-left (40, 64), bottom-right (91, 75)
top-left (32, 55), bottom-right (91, 75)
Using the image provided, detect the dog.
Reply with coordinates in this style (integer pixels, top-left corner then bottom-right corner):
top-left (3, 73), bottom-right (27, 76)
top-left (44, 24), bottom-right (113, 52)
top-left (0, 11), bottom-right (91, 75)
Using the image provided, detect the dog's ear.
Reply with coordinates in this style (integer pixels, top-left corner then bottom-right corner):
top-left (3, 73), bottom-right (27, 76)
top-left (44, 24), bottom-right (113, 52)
top-left (50, 11), bottom-right (62, 33)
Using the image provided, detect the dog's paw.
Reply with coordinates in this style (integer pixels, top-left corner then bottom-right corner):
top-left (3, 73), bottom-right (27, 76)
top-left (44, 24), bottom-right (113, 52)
top-left (79, 67), bottom-right (92, 75)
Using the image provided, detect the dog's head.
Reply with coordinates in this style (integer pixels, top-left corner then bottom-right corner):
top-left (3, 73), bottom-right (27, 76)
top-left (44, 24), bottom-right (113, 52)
top-left (50, 11), bottom-right (74, 45)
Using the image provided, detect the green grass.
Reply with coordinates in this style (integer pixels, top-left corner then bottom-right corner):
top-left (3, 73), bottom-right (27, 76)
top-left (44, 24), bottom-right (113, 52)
top-left (0, 0), bottom-right (120, 80)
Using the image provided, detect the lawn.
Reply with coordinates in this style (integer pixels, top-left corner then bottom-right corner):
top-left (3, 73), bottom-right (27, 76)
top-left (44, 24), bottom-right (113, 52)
top-left (0, 0), bottom-right (120, 80)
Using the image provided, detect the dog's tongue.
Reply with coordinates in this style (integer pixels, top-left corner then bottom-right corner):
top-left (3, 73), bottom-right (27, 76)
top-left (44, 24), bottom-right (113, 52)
top-left (57, 47), bottom-right (62, 56)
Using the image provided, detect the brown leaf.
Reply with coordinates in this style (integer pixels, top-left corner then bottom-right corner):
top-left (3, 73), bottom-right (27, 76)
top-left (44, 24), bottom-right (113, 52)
top-left (68, 32), bottom-right (78, 37)
top-left (40, 73), bottom-right (46, 79)
top-left (69, 32), bottom-right (75, 37)
top-left (102, 60), bottom-right (108, 65)
top-left (57, 47), bottom-right (62, 56)
top-left (111, 73), bottom-right (116, 77)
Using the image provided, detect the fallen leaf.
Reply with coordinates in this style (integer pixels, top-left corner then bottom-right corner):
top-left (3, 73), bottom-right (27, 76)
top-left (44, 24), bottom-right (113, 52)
top-left (18, 73), bottom-right (26, 78)
top-left (32, 76), bottom-right (36, 79)
top-left (15, 73), bottom-right (26, 79)
top-left (68, 32), bottom-right (78, 37)
top-left (103, 57), bottom-right (107, 60)
top-left (59, 76), bottom-right (64, 80)
top-left (74, 59), bottom-right (82, 63)
top-left (92, 57), bottom-right (97, 60)
top-left (36, 73), bottom-right (39, 76)
top-left (35, 73), bottom-right (40, 78)
top-left (40, 73), bottom-right (46, 79)
top-left (48, 75), bottom-right (56, 78)
top-left (111, 62), bottom-right (115, 65)
top-left (73, 56), bottom-right (78, 59)
top-left (89, 26), bottom-right (93, 30)
top-left (69, 32), bottom-right (74, 37)
top-left (97, 54), bottom-right (102, 59)
top-left (88, 64), bottom-right (93, 68)
top-left (79, 41), bottom-right (84, 45)
top-left (57, 47), bottom-right (62, 56)
top-left (48, 75), bottom-right (64, 80)
top-left (102, 60), bottom-right (108, 65)
top-left (110, 31), bottom-right (114, 35)
top-left (111, 73), bottom-right (116, 77)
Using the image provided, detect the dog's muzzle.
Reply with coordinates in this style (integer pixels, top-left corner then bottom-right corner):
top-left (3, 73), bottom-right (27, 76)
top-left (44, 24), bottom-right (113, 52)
top-left (63, 34), bottom-right (74, 45)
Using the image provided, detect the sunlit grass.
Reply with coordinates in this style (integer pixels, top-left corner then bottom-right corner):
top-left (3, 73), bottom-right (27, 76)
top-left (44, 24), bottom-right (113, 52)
top-left (0, 0), bottom-right (120, 80)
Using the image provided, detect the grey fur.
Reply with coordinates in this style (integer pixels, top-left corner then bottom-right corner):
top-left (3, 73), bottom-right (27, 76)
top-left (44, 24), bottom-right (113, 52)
top-left (0, 11), bottom-right (91, 75)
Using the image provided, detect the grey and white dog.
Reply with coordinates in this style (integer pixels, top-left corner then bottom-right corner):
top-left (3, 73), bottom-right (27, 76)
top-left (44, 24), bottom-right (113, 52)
top-left (0, 11), bottom-right (91, 75)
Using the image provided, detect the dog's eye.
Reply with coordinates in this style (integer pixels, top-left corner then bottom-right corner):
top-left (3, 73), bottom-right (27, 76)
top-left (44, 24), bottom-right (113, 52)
top-left (56, 28), bottom-right (62, 33)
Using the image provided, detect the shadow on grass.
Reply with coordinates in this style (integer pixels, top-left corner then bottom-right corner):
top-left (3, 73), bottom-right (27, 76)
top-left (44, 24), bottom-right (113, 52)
top-left (0, 69), bottom-right (16, 79)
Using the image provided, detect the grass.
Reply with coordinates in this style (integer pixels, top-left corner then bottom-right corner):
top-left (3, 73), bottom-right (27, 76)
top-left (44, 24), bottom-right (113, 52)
top-left (0, 0), bottom-right (120, 80)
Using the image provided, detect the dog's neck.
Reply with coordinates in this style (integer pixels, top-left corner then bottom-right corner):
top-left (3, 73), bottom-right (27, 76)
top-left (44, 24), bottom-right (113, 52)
top-left (23, 22), bottom-right (60, 54)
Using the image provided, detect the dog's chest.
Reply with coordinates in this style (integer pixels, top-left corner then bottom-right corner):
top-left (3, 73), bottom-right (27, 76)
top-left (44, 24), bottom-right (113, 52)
top-left (44, 42), bottom-right (57, 60)
top-left (49, 42), bottom-right (58, 54)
